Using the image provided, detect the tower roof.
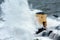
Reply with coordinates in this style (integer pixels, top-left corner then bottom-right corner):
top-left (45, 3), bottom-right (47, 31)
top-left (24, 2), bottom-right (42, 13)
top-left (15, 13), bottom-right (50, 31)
top-left (36, 12), bottom-right (46, 14)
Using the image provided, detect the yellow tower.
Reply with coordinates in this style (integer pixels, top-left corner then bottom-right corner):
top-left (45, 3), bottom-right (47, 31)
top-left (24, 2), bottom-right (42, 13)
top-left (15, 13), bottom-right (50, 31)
top-left (36, 12), bottom-right (47, 29)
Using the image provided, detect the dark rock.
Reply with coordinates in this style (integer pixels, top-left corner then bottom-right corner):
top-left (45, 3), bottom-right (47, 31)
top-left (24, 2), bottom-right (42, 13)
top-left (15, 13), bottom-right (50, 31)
top-left (55, 26), bottom-right (60, 30)
top-left (0, 0), bottom-right (4, 4)
top-left (42, 32), bottom-right (47, 36)
top-left (36, 28), bottom-right (46, 34)
top-left (48, 31), bottom-right (53, 36)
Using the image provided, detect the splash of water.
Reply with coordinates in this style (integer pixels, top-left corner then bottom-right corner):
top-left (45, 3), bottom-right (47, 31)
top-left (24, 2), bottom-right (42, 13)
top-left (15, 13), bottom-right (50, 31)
top-left (1, 0), bottom-right (37, 40)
